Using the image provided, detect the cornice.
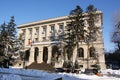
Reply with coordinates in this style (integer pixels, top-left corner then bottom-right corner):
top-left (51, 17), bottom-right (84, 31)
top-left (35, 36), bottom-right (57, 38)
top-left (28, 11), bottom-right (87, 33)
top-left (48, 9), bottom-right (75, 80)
top-left (18, 10), bottom-right (102, 29)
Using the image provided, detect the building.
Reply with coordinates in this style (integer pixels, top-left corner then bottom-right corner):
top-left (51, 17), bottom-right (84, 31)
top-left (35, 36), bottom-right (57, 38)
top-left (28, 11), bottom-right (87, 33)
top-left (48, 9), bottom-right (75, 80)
top-left (18, 11), bottom-right (106, 69)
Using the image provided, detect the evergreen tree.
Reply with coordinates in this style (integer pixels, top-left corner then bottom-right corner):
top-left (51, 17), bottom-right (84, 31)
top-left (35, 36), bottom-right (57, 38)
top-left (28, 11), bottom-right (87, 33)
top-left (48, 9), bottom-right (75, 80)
top-left (64, 22), bottom-right (76, 60)
top-left (85, 4), bottom-right (100, 69)
top-left (85, 5), bottom-right (99, 43)
top-left (65, 5), bottom-right (86, 60)
top-left (0, 16), bottom-right (16, 55)
top-left (0, 22), bottom-right (8, 54)
top-left (7, 16), bottom-right (16, 39)
top-left (64, 5), bottom-right (100, 69)
top-left (7, 16), bottom-right (16, 51)
top-left (0, 16), bottom-right (16, 68)
top-left (64, 5), bottom-right (87, 68)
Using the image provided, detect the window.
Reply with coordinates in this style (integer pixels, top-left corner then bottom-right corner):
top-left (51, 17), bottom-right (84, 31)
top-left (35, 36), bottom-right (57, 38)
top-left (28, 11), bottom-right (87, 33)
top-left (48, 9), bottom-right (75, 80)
top-left (35, 37), bottom-right (38, 42)
top-left (59, 25), bottom-right (64, 30)
top-left (78, 48), bottom-right (84, 58)
top-left (35, 28), bottom-right (39, 34)
top-left (21, 29), bottom-right (26, 39)
top-left (29, 29), bottom-right (32, 35)
top-left (90, 47), bottom-right (95, 57)
top-left (79, 65), bottom-right (83, 67)
top-left (58, 35), bottom-right (63, 40)
top-left (28, 29), bottom-right (32, 39)
top-left (50, 25), bottom-right (55, 37)
top-left (95, 14), bottom-right (99, 23)
top-left (42, 26), bottom-right (47, 36)
top-left (22, 29), bottom-right (26, 36)
top-left (88, 20), bottom-right (94, 27)
top-left (28, 39), bottom-right (32, 45)
top-left (42, 26), bottom-right (47, 41)
top-left (51, 25), bottom-right (55, 32)
top-left (43, 37), bottom-right (46, 40)
top-left (43, 27), bottom-right (46, 32)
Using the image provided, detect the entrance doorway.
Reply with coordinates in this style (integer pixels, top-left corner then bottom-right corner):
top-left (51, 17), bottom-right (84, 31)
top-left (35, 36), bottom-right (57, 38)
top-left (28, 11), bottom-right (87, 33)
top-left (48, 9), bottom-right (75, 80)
top-left (51, 45), bottom-right (59, 66)
top-left (52, 45), bottom-right (58, 58)
top-left (34, 47), bottom-right (39, 62)
top-left (43, 47), bottom-right (48, 63)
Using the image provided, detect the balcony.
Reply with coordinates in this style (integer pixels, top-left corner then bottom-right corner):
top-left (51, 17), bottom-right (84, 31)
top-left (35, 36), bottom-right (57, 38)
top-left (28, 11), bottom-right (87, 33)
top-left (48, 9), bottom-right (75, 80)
top-left (42, 32), bottom-right (46, 37)
top-left (22, 35), bottom-right (25, 40)
top-left (49, 36), bottom-right (58, 41)
top-left (42, 37), bottom-right (46, 41)
top-left (42, 37), bottom-right (49, 42)
top-left (34, 33), bottom-right (38, 38)
top-left (58, 29), bottom-right (63, 34)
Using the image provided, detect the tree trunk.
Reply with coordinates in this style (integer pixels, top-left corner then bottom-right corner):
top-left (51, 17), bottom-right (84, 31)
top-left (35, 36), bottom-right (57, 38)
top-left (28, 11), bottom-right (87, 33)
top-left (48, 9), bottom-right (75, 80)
top-left (118, 42), bottom-right (120, 50)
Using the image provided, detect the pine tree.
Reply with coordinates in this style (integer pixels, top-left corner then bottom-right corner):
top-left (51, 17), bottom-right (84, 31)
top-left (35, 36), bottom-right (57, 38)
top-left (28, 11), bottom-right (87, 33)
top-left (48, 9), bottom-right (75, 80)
top-left (85, 4), bottom-right (100, 69)
top-left (63, 6), bottom-right (87, 70)
top-left (64, 22), bottom-right (76, 60)
top-left (0, 16), bottom-right (16, 68)
top-left (65, 5), bottom-right (86, 60)
top-left (7, 16), bottom-right (16, 50)
top-left (0, 22), bottom-right (8, 54)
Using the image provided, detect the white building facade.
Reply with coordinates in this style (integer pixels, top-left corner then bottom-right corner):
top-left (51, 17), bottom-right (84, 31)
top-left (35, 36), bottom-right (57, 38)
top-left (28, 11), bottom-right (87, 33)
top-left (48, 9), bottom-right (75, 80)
top-left (18, 11), bottom-right (106, 69)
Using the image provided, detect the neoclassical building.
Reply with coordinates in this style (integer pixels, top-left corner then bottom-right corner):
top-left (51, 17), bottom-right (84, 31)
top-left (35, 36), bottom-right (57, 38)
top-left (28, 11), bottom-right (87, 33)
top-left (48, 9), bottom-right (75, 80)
top-left (18, 11), bottom-right (106, 69)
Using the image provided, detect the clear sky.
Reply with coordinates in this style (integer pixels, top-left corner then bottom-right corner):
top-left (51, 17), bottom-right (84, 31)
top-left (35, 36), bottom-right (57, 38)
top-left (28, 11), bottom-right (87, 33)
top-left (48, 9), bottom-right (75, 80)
top-left (0, 0), bottom-right (120, 52)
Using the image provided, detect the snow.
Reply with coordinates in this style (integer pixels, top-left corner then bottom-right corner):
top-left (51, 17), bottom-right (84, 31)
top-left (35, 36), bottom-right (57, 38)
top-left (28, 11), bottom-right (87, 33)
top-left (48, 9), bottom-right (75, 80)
top-left (0, 68), bottom-right (120, 80)
top-left (0, 74), bottom-right (22, 80)
top-left (101, 69), bottom-right (120, 76)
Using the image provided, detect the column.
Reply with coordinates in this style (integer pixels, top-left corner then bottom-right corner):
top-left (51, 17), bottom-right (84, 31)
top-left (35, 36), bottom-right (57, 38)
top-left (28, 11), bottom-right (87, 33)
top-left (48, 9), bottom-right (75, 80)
top-left (37, 46), bottom-right (43, 63)
top-left (24, 28), bottom-right (29, 46)
top-left (29, 46), bottom-right (34, 63)
top-left (47, 47), bottom-right (52, 64)
top-left (97, 47), bottom-right (106, 69)
top-left (72, 46), bottom-right (77, 63)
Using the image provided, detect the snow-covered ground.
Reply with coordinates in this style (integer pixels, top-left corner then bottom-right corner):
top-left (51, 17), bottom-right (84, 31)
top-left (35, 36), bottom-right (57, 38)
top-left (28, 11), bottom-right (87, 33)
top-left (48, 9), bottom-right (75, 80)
top-left (0, 68), bottom-right (120, 80)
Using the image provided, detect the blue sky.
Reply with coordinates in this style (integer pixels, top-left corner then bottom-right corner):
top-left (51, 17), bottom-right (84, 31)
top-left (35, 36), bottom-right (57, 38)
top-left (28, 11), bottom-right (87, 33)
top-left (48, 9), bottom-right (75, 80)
top-left (0, 0), bottom-right (120, 52)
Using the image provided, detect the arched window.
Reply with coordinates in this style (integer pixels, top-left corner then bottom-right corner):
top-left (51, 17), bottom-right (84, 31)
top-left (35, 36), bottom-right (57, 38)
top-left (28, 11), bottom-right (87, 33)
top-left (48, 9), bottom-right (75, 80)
top-left (78, 48), bottom-right (84, 58)
top-left (90, 47), bottom-right (95, 57)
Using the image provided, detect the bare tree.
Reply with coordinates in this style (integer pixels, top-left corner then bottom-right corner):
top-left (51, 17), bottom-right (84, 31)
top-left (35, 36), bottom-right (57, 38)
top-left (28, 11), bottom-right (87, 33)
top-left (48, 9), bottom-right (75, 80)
top-left (111, 11), bottom-right (120, 50)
